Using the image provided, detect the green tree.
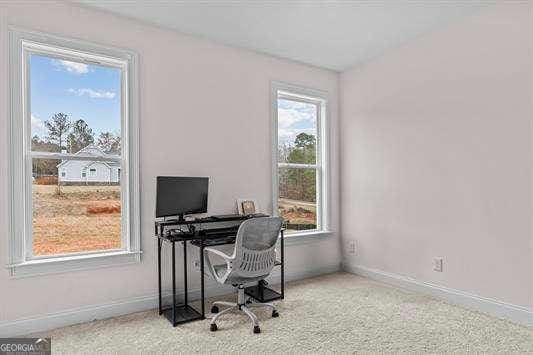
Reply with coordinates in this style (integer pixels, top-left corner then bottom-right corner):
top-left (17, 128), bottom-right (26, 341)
top-left (287, 133), bottom-right (316, 164)
top-left (67, 119), bottom-right (94, 153)
top-left (44, 113), bottom-right (71, 152)
top-left (283, 133), bottom-right (317, 202)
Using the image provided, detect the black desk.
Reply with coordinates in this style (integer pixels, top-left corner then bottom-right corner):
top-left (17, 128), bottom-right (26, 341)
top-left (155, 215), bottom-right (285, 326)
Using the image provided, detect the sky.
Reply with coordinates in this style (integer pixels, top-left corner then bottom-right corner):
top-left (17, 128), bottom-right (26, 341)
top-left (30, 54), bottom-right (121, 140)
top-left (277, 98), bottom-right (317, 147)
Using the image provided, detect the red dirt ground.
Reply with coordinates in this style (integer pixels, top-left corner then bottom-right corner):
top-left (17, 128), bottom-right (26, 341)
top-left (32, 185), bottom-right (121, 256)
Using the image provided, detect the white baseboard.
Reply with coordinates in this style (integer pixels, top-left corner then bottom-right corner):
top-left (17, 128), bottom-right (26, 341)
top-left (343, 262), bottom-right (532, 326)
top-left (0, 263), bottom-right (340, 337)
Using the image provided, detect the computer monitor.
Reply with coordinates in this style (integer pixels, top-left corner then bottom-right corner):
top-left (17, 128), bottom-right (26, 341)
top-left (156, 176), bottom-right (209, 220)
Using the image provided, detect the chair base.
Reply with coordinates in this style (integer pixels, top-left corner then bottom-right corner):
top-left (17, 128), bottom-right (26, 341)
top-left (210, 285), bottom-right (278, 333)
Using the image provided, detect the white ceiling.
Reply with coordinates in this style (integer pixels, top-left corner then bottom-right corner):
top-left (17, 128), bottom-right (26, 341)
top-left (76, 1), bottom-right (490, 72)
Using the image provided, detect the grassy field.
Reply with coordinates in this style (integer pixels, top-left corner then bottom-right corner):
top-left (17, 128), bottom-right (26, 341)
top-left (32, 184), bottom-right (121, 256)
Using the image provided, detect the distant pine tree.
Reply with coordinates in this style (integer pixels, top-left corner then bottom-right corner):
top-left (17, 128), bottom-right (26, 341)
top-left (44, 113), bottom-right (71, 194)
top-left (45, 113), bottom-right (71, 152)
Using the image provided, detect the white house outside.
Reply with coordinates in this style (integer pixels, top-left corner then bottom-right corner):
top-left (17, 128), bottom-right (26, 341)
top-left (57, 145), bottom-right (121, 185)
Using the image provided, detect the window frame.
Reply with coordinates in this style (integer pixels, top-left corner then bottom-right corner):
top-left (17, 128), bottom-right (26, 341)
top-left (271, 82), bottom-right (330, 238)
top-left (7, 28), bottom-right (140, 277)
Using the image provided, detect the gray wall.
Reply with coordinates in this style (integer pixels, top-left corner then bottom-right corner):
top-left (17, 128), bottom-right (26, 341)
top-left (340, 2), bottom-right (532, 308)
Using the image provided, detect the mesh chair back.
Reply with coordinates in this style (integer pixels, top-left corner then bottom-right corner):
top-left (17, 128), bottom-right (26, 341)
top-left (231, 217), bottom-right (283, 280)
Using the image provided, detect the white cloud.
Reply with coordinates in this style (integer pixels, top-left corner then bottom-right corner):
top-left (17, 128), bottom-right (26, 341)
top-left (278, 107), bottom-right (316, 144)
top-left (68, 88), bottom-right (116, 99)
top-left (53, 59), bottom-right (89, 74)
top-left (278, 108), bottom-right (303, 129)
top-left (31, 114), bottom-right (46, 138)
top-left (278, 108), bottom-right (314, 128)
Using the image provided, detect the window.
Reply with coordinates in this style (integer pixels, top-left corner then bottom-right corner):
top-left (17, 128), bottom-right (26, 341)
top-left (272, 83), bottom-right (328, 235)
top-left (8, 29), bottom-right (139, 277)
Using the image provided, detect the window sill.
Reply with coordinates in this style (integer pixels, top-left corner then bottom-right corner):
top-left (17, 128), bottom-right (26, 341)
top-left (283, 230), bottom-right (332, 246)
top-left (7, 250), bottom-right (142, 278)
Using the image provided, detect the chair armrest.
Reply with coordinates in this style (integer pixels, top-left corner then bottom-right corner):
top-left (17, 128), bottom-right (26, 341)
top-left (204, 247), bottom-right (233, 283)
top-left (204, 247), bottom-right (232, 262)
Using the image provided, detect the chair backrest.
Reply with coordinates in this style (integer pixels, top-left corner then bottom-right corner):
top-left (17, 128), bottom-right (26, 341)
top-left (231, 217), bottom-right (283, 280)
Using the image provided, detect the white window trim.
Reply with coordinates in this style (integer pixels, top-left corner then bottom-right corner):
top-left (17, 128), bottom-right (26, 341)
top-left (271, 81), bottom-right (331, 240)
top-left (7, 28), bottom-right (140, 277)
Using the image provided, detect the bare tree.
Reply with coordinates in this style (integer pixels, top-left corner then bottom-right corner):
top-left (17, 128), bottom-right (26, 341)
top-left (67, 119), bottom-right (94, 153)
top-left (97, 132), bottom-right (121, 154)
top-left (44, 113), bottom-right (71, 194)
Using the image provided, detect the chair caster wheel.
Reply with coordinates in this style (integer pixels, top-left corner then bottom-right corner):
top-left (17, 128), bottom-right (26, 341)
top-left (253, 325), bottom-right (261, 334)
top-left (272, 310), bottom-right (279, 318)
top-left (210, 323), bottom-right (218, 332)
top-left (211, 305), bottom-right (219, 314)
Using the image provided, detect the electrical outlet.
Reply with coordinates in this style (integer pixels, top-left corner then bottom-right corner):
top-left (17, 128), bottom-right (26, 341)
top-left (193, 259), bottom-right (200, 270)
top-left (433, 257), bottom-right (443, 272)
top-left (348, 241), bottom-right (356, 254)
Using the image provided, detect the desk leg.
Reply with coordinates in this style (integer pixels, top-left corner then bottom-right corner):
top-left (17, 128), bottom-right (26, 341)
top-left (158, 238), bottom-right (162, 315)
top-left (172, 241), bottom-right (176, 327)
top-left (200, 242), bottom-right (205, 319)
top-left (183, 241), bottom-right (188, 306)
top-left (281, 230), bottom-right (285, 299)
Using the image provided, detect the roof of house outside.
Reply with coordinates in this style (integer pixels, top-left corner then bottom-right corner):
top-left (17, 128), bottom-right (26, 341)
top-left (57, 145), bottom-right (120, 168)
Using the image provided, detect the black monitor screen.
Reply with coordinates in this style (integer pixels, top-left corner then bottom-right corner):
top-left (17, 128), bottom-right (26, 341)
top-left (156, 176), bottom-right (209, 218)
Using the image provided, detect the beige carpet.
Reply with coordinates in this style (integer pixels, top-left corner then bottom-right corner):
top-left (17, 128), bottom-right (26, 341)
top-left (34, 272), bottom-right (532, 353)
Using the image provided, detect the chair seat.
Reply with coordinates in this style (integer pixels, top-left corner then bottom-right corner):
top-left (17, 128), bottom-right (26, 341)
top-left (210, 263), bottom-right (267, 285)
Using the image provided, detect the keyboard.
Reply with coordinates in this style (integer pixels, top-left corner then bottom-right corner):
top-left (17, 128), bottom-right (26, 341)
top-left (201, 226), bottom-right (239, 238)
top-left (210, 213), bottom-right (269, 221)
top-left (189, 226), bottom-right (238, 247)
top-left (210, 214), bottom-right (243, 221)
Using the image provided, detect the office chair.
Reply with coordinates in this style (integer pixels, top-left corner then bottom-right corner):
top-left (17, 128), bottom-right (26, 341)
top-left (204, 216), bottom-right (283, 334)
